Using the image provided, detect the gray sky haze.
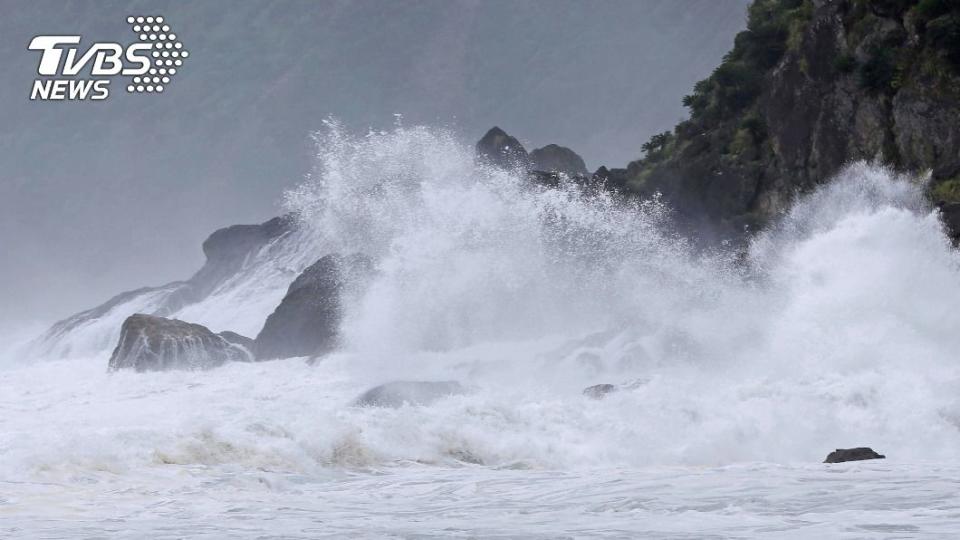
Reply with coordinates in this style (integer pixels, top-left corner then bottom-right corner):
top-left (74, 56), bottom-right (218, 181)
top-left (0, 0), bottom-right (750, 326)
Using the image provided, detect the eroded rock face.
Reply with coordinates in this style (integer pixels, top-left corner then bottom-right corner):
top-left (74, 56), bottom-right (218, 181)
top-left (530, 144), bottom-right (588, 176)
top-left (476, 126), bottom-right (530, 169)
top-left (253, 253), bottom-right (373, 360)
top-left (823, 447), bottom-right (886, 464)
top-left (353, 381), bottom-right (467, 408)
top-left (108, 314), bottom-right (252, 372)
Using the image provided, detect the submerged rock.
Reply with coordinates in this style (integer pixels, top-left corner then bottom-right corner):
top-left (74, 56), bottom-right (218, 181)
top-left (353, 381), bottom-right (467, 408)
top-left (254, 253), bottom-right (373, 360)
top-left (108, 314), bottom-right (252, 372)
top-left (583, 383), bottom-right (618, 399)
top-left (823, 447), bottom-right (886, 464)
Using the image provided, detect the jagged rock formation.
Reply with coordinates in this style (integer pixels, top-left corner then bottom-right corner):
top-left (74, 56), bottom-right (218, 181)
top-left (187, 216), bottom-right (293, 302)
top-left (476, 126), bottom-right (531, 169)
top-left (108, 314), bottom-right (253, 372)
top-left (602, 0), bottom-right (960, 240)
top-left (352, 381), bottom-right (467, 408)
top-left (39, 215), bottom-right (294, 351)
top-left (824, 447), bottom-right (886, 463)
top-left (530, 144), bottom-right (589, 176)
top-left (476, 127), bottom-right (590, 182)
top-left (253, 253), bottom-right (373, 360)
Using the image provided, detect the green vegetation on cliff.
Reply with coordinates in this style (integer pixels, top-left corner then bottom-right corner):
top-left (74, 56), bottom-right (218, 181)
top-left (605, 0), bottom-right (960, 238)
top-left (679, 0), bottom-right (811, 127)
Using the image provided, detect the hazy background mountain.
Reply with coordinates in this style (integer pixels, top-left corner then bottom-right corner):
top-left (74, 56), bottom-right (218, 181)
top-left (0, 0), bottom-right (749, 327)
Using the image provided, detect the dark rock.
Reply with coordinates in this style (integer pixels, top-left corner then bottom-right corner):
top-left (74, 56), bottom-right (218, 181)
top-left (154, 215), bottom-right (297, 315)
top-left (353, 381), bottom-right (467, 408)
top-left (592, 166), bottom-right (630, 191)
top-left (108, 314), bottom-right (252, 372)
top-left (253, 253), bottom-right (373, 360)
top-left (938, 202), bottom-right (960, 244)
top-left (476, 127), bottom-right (529, 169)
top-left (183, 215), bottom-right (295, 307)
top-left (823, 447), bottom-right (886, 464)
top-left (529, 144), bottom-right (588, 176)
top-left (583, 383), bottom-right (618, 399)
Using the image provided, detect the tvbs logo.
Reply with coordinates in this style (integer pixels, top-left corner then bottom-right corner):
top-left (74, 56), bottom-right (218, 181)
top-left (29, 16), bottom-right (188, 101)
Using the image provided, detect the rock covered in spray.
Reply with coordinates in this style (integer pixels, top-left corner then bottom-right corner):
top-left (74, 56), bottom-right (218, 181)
top-left (823, 447), bottom-right (886, 463)
top-left (217, 330), bottom-right (255, 354)
top-left (476, 127), bottom-right (589, 180)
top-left (108, 314), bottom-right (253, 372)
top-left (253, 253), bottom-right (373, 360)
top-left (353, 381), bottom-right (468, 408)
top-left (36, 215), bottom-right (294, 358)
top-left (582, 383), bottom-right (618, 399)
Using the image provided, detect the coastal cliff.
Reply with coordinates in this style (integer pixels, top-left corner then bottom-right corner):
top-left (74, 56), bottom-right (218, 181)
top-left (601, 0), bottom-right (960, 239)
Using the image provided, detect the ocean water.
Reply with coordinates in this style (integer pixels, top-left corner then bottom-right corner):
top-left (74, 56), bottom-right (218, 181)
top-left (4, 126), bottom-right (960, 538)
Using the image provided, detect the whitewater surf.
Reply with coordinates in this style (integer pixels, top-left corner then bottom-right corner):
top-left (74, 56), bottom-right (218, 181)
top-left (2, 125), bottom-right (960, 537)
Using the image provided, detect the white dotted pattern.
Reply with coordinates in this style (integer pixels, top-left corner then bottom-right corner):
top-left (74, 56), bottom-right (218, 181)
top-left (126, 15), bottom-right (187, 94)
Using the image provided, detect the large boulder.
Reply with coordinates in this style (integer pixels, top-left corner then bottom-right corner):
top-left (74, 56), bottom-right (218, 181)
top-left (823, 447), bottom-right (886, 464)
top-left (353, 381), bottom-right (467, 408)
top-left (253, 253), bottom-right (373, 360)
top-left (529, 144), bottom-right (588, 176)
top-left (108, 314), bottom-right (253, 372)
top-left (476, 126), bottom-right (530, 169)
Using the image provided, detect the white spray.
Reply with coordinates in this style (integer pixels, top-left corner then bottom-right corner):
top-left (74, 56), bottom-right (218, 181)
top-left (4, 125), bottom-right (960, 477)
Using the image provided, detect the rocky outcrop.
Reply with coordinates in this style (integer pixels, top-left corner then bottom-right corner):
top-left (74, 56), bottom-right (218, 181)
top-left (353, 381), bottom-right (467, 408)
top-left (108, 314), bottom-right (252, 372)
top-left (475, 128), bottom-right (593, 191)
top-left (217, 330), bottom-right (255, 354)
top-left (530, 144), bottom-right (588, 176)
top-left (476, 126), bottom-right (530, 169)
top-left (824, 447), bottom-right (886, 463)
top-left (38, 215), bottom-right (294, 351)
top-left (610, 0), bottom-right (960, 241)
top-left (583, 383), bottom-right (618, 399)
top-left (253, 253), bottom-right (373, 360)
top-left (186, 216), bottom-right (294, 303)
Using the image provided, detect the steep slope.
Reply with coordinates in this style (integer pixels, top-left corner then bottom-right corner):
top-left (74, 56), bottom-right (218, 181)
top-left (603, 0), bottom-right (960, 240)
top-left (31, 216), bottom-right (307, 360)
